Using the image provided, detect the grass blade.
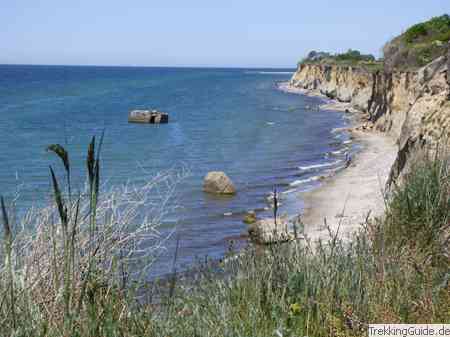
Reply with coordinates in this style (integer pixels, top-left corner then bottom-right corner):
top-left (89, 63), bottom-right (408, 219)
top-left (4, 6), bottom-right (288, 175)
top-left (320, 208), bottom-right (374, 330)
top-left (49, 166), bottom-right (68, 231)
top-left (1, 196), bottom-right (16, 329)
top-left (47, 144), bottom-right (71, 198)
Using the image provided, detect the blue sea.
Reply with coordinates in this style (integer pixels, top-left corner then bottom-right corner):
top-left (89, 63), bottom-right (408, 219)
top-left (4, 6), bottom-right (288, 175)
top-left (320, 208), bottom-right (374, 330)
top-left (0, 65), bottom-right (352, 276)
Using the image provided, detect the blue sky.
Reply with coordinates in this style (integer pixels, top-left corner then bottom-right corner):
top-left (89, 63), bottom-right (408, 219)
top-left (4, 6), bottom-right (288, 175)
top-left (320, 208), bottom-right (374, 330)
top-left (1, 0), bottom-right (449, 67)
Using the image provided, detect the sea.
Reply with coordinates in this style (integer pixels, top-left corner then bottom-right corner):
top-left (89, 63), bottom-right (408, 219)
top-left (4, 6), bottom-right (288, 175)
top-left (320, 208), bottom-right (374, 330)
top-left (0, 65), bottom-right (353, 277)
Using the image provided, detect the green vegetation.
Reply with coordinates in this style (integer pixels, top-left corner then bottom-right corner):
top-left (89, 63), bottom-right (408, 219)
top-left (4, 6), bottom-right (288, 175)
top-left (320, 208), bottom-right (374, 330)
top-left (0, 138), bottom-right (184, 336)
top-left (299, 14), bottom-right (449, 72)
top-left (404, 14), bottom-right (450, 44)
top-left (299, 49), bottom-right (383, 72)
top-left (1, 140), bottom-right (449, 336)
top-left (151, 156), bottom-right (450, 336)
top-left (334, 49), bottom-right (376, 63)
top-left (384, 14), bottom-right (450, 70)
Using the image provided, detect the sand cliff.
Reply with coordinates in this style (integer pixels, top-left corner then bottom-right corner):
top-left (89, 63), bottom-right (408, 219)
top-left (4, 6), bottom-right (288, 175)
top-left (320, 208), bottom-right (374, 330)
top-left (290, 49), bottom-right (450, 184)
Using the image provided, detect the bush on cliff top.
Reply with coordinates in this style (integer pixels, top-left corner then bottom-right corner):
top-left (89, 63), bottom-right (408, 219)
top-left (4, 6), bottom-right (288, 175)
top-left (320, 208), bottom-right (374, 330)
top-left (299, 49), bottom-right (383, 73)
top-left (300, 49), bottom-right (377, 66)
top-left (384, 14), bottom-right (450, 70)
top-left (404, 14), bottom-right (450, 44)
top-left (299, 14), bottom-right (449, 72)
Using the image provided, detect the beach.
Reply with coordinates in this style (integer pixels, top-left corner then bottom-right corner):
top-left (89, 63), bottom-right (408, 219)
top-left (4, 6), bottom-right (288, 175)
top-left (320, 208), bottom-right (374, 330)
top-left (301, 130), bottom-right (397, 241)
top-left (280, 82), bottom-right (398, 242)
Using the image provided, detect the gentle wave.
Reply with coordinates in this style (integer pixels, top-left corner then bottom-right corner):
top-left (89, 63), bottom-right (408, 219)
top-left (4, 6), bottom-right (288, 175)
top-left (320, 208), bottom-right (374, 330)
top-left (330, 149), bottom-right (348, 155)
top-left (298, 160), bottom-right (342, 171)
top-left (289, 175), bottom-right (321, 187)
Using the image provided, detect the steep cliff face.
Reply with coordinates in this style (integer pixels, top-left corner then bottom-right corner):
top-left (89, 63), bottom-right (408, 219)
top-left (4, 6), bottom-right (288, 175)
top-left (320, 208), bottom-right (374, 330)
top-left (290, 64), bottom-right (374, 112)
top-left (290, 54), bottom-right (450, 183)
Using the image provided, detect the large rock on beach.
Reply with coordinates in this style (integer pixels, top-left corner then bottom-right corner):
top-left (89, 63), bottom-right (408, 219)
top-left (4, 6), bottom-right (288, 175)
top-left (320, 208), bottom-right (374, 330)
top-left (248, 217), bottom-right (296, 244)
top-left (203, 171), bottom-right (236, 195)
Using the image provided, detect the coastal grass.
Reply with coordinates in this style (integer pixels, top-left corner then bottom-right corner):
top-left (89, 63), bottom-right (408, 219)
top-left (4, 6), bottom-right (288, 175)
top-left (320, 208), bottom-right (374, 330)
top-left (149, 156), bottom-right (450, 337)
top-left (1, 144), bottom-right (449, 336)
top-left (0, 138), bottom-right (184, 336)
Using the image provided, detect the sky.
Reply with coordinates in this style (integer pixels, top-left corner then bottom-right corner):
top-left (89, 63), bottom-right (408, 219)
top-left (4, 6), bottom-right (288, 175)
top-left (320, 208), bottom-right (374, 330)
top-left (1, 0), bottom-right (449, 68)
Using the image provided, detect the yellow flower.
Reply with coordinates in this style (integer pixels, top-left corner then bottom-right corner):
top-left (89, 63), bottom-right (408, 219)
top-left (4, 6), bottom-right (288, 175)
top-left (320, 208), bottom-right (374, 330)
top-left (290, 302), bottom-right (302, 315)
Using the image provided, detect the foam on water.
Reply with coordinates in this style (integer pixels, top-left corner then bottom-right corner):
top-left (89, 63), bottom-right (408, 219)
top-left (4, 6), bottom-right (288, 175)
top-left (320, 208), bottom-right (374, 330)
top-left (289, 175), bottom-right (322, 187)
top-left (298, 160), bottom-right (342, 171)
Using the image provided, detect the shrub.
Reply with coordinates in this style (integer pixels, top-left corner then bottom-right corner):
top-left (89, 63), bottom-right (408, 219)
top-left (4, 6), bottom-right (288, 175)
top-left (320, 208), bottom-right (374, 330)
top-left (405, 23), bottom-right (428, 43)
top-left (384, 14), bottom-right (450, 70)
top-left (405, 15), bottom-right (450, 44)
top-left (300, 49), bottom-right (378, 70)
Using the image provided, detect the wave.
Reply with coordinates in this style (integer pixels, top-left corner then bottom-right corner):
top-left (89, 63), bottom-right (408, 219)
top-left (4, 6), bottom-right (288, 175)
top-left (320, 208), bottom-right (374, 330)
top-left (289, 175), bottom-right (321, 187)
top-left (331, 127), bottom-right (349, 134)
top-left (298, 160), bottom-right (342, 171)
top-left (329, 148), bottom-right (349, 156)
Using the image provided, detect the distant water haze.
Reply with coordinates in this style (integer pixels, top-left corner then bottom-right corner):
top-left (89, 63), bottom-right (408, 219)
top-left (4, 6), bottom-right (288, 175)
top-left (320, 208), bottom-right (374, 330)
top-left (0, 65), bottom-right (353, 276)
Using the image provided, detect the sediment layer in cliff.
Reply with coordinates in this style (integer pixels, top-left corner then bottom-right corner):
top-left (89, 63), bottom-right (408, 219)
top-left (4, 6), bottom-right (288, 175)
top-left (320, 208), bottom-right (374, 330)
top-left (290, 49), bottom-right (450, 183)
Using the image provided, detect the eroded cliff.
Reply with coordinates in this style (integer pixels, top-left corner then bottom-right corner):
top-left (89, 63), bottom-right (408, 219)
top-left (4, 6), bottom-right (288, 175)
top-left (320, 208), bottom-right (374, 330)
top-left (290, 50), bottom-right (450, 183)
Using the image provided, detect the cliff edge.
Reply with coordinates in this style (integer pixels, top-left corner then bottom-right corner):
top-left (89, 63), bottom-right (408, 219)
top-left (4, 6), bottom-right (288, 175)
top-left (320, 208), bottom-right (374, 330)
top-left (290, 43), bottom-right (450, 185)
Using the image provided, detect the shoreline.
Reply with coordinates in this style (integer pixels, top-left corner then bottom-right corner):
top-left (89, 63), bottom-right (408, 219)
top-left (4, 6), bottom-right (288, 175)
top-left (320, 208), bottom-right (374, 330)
top-left (277, 81), bottom-right (360, 113)
top-left (301, 130), bottom-right (396, 241)
top-left (279, 81), bottom-right (397, 242)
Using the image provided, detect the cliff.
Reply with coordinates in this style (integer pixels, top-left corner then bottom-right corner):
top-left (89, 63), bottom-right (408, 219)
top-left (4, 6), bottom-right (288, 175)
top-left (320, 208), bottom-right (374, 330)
top-left (290, 47), bottom-right (450, 184)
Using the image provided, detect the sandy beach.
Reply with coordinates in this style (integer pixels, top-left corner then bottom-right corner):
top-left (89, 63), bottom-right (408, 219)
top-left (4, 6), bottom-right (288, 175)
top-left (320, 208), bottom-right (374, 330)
top-left (280, 82), bottom-right (398, 242)
top-left (301, 130), bottom-right (397, 242)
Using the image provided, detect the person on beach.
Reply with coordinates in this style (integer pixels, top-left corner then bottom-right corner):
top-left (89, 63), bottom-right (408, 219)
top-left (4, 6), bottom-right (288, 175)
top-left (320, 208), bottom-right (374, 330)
top-left (345, 153), bottom-right (352, 168)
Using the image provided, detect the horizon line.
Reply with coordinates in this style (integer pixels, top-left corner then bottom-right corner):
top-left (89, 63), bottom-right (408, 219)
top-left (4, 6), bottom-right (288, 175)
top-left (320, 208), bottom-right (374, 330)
top-left (0, 62), bottom-right (297, 70)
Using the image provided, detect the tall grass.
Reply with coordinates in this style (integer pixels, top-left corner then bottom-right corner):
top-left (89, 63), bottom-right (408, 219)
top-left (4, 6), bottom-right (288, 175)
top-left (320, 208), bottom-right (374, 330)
top-left (0, 138), bottom-right (185, 336)
top-left (0, 144), bottom-right (449, 336)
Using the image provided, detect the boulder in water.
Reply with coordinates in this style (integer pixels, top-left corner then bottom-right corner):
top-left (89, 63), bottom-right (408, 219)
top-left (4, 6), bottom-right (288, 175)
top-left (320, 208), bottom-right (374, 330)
top-left (203, 171), bottom-right (236, 195)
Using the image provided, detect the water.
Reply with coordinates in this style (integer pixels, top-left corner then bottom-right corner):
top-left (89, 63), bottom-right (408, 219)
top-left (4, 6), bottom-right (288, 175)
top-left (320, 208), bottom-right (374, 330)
top-left (0, 65), bottom-right (352, 276)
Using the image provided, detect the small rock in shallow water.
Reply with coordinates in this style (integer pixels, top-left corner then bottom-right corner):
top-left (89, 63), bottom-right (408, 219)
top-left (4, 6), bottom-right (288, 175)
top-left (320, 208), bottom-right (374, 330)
top-left (243, 212), bottom-right (257, 224)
